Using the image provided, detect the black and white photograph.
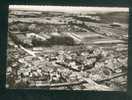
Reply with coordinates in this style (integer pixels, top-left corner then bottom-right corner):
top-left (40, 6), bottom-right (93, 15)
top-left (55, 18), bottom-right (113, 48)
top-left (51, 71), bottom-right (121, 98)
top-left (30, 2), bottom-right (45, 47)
top-left (6, 5), bottom-right (128, 91)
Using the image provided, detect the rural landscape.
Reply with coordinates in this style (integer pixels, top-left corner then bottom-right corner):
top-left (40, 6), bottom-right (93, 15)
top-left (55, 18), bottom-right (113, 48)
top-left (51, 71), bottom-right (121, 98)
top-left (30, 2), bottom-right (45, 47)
top-left (6, 6), bottom-right (128, 91)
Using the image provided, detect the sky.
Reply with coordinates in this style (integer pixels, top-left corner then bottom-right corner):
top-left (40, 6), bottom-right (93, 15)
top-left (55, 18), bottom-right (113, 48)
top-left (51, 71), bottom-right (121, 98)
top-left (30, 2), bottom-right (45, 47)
top-left (9, 5), bottom-right (129, 13)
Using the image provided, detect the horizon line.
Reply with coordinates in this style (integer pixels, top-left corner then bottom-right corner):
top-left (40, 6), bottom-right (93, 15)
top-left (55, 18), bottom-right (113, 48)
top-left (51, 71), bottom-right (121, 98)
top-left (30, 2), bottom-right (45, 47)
top-left (9, 5), bottom-right (129, 13)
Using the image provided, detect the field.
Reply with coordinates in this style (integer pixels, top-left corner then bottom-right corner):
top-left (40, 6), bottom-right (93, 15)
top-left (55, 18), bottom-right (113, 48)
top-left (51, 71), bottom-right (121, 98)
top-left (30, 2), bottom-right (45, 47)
top-left (7, 7), bottom-right (128, 91)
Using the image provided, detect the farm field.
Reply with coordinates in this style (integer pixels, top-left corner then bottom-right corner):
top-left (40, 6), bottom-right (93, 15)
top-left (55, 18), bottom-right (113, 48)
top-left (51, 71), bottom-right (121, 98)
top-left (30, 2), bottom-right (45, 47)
top-left (7, 6), bottom-right (128, 91)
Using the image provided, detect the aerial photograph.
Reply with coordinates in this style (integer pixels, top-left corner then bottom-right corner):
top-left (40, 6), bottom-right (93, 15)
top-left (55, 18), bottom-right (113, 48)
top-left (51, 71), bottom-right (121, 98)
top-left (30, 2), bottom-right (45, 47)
top-left (6, 5), bottom-right (128, 91)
